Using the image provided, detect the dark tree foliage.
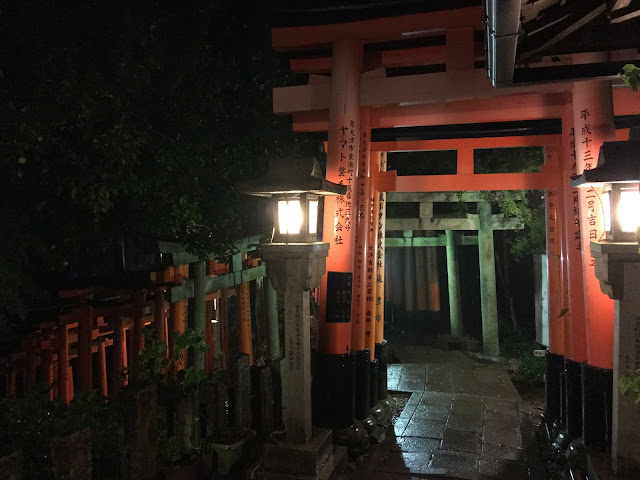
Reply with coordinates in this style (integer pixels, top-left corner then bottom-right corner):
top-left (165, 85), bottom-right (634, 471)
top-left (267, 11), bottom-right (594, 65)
top-left (0, 1), bottom-right (316, 329)
top-left (474, 147), bottom-right (546, 260)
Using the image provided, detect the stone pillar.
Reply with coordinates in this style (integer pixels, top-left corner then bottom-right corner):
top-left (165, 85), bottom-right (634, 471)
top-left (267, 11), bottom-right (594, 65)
top-left (573, 80), bottom-right (615, 449)
top-left (591, 242), bottom-right (640, 476)
top-left (259, 242), bottom-right (346, 480)
top-left (120, 385), bottom-right (158, 480)
top-left (52, 428), bottom-right (92, 480)
top-left (262, 243), bottom-right (329, 443)
top-left (478, 201), bottom-right (499, 357)
top-left (190, 261), bottom-right (207, 371)
top-left (0, 450), bottom-right (22, 480)
top-left (265, 278), bottom-right (280, 359)
top-left (613, 262), bottom-right (640, 475)
top-left (446, 230), bottom-right (463, 337)
top-left (231, 353), bottom-right (252, 432)
top-left (285, 288), bottom-right (312, 441)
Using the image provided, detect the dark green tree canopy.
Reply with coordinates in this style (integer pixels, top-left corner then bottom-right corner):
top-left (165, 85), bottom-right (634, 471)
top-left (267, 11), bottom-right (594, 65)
top-left (0, 0), bottom-right (316, 327)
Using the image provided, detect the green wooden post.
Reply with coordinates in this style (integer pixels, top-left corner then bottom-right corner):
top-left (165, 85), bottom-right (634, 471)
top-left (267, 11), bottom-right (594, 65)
top-left (445, 230), bottom-right (463, 337)
top-left (477, 202), bottom-right (500, 356)
top-left (190, 260), bottom-right (207, 370)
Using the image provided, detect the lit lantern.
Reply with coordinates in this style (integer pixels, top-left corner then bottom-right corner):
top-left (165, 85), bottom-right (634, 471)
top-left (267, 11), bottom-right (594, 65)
top-left (241, 157), bottom-right (346, 244)
top-left (571, 132), bottom-right (640, 243)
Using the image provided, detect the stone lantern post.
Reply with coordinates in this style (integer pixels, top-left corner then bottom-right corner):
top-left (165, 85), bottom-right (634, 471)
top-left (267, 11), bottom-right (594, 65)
top-left (242, 157), bottom-right (348, 480)
top-left (572, 130), bottom-right (640, 475)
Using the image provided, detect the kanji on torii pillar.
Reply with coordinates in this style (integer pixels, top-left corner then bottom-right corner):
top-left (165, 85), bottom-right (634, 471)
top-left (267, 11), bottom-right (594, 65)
top-left (313, 39), bottom-right (363, 434)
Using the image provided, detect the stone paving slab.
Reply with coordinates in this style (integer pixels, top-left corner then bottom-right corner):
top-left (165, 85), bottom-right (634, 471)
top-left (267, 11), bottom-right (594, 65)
top-left (340, 361), bottom-right (545, 480)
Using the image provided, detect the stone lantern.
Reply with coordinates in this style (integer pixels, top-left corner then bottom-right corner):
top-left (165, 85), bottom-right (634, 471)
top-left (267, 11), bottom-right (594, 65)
top-left (571, 129), bottom-right (640, 476)
top-left (242, 157), bottom-right (348, 480)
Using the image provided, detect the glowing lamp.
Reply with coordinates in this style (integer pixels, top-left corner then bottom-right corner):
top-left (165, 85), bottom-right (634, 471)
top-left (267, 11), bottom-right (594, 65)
top-left (571, 132), bottom-right (640, 243)
top-left (241, 157), bottom-right (346, 244)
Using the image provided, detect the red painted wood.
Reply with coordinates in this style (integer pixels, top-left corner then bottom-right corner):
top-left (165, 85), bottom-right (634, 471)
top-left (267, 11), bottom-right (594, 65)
top-left (560, 103), bottom-right (588, 362)
top-left (351, 108), bottom-right (371, 353)
top-left (272, 7), bottom-right (482, 51)
top-left (77, 303), bottom-right (93, 392)
top-left (318, 39), bottom-right (363, 355)
top-left (573, 81), bottom-right (616, 370)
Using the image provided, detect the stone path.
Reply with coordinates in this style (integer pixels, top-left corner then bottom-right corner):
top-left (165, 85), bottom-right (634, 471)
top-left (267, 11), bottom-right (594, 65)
top-left (341, 362), bottom-right (546, 480)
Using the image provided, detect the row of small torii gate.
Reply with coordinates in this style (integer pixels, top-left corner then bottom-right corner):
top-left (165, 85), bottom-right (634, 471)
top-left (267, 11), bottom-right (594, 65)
top-left (269, 5), bottom-right (640, 456)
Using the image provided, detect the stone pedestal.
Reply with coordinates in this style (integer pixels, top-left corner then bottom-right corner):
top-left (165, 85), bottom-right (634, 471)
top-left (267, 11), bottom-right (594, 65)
top-left (119, 385), bottom-right (157, 480)
top-left (52, 428), bottom-right (92, 480)
top-left (591, 241), bottom-right (640, 476)
top-left (259, 243), bottom-right (346, 479)
top-left (0, 450), bottom-right (22, 480)
top-left (261, 428), bottom-right (346, 480)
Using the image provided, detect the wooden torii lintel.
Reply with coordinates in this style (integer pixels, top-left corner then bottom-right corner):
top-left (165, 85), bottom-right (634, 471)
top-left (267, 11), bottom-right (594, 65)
top-left (289, 88), bottom-right (640, 132)
top-left (386, 234), bottom-right (478, 247)
top-left (386, 215), bottom-right (523, 231)
top-left (271, 7), bottom-right (483, 51)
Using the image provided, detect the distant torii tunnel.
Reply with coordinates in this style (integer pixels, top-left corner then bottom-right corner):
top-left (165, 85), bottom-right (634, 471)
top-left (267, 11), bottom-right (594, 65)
top-left (384, 191), bottom-right (523, 358)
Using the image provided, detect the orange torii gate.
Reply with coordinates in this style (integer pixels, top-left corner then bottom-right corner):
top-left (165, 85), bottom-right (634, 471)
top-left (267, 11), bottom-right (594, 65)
top-left (270, 5), bottom-right (640, 453)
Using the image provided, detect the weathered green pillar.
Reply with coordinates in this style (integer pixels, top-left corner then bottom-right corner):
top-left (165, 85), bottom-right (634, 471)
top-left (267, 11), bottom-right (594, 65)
top-left (477, 202), bottom-right (499, 357)
top-left (264, 277), bottom-right (280, 359)
top-left (189, 260), bottom-right (207, 370)
top-left (445, 230), bottom-right (462, 337)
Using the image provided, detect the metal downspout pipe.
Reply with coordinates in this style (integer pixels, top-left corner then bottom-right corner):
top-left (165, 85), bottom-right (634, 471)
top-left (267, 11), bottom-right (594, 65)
top-left (485, 0), bottom-right (521, 86)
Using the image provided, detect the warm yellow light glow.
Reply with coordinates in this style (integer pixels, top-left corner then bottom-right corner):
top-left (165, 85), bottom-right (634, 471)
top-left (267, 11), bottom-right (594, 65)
top-left (278, 200), bottom-right (302, 235)
top-left (602, 191), bottom-right (612, 232)
top-left (308, 200), bottom-right (318, 235)
top-left (618, 189), bottom-right (640, 233)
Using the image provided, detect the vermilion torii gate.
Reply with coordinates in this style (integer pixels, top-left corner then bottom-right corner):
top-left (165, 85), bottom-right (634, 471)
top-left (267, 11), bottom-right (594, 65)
top-left (270, 5), bottom-right (640, 451)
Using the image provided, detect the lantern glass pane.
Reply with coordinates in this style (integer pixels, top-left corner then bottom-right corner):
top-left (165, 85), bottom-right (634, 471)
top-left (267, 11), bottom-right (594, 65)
top-left (618, 189), bottom-right (640, 233)
top-left (602, 191), bottom-right (611, 232)
top-left (278, 200), bottom-right (302, 235)
top-left (308, 200), bottom-right (318, 235)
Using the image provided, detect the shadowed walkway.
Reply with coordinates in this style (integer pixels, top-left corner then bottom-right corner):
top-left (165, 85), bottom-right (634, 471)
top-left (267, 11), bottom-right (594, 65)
top-left (340, 351), bottom-right (546, 480)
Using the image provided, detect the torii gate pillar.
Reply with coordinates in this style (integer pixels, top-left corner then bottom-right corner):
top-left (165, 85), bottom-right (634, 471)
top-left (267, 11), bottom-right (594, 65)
top-left (572, 80), bottom-right (615, 450)
top-left (478, 202), bottom-right (500, 357)
top-left (314, 39), bottom-right (363, 432)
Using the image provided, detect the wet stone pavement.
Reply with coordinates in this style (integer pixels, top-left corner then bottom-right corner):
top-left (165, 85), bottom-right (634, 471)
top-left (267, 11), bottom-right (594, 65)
top-left (340, 363), bottom-right (546, 480)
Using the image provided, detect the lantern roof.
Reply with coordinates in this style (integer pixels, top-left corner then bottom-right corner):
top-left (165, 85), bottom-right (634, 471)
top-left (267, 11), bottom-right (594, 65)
top-left (571, 137), bottom-right (640, 187)
top-left (240, 156), bottom-right (347, 197)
